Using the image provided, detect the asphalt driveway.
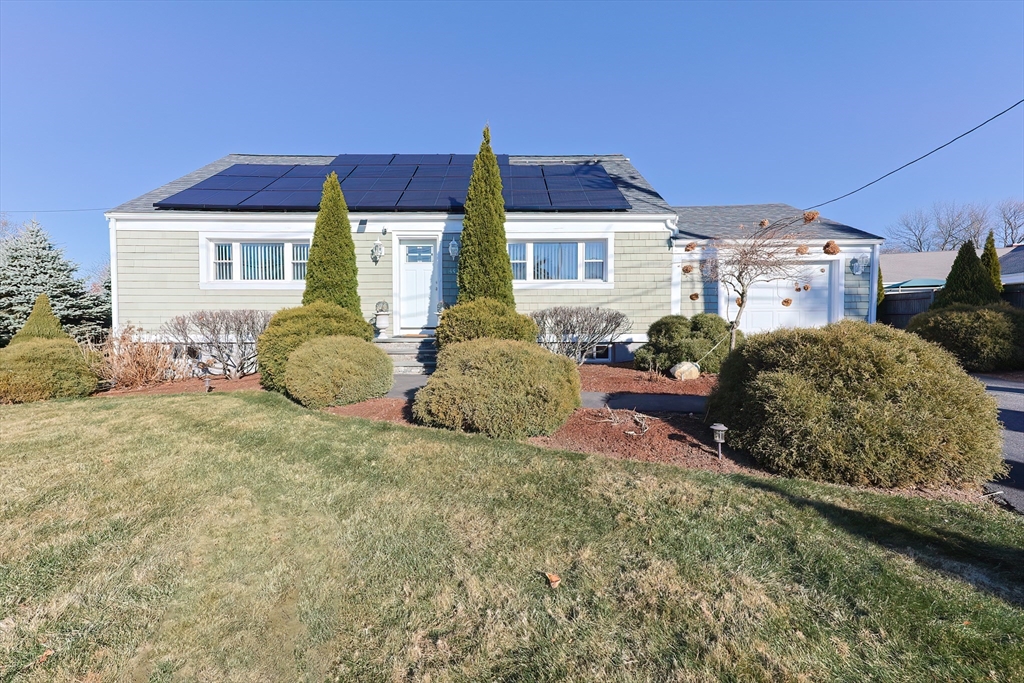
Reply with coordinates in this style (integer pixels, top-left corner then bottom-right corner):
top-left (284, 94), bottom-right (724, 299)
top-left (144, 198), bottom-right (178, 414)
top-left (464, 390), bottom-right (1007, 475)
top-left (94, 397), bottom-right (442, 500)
top-left (976, 374), bottom-right (1024, 513)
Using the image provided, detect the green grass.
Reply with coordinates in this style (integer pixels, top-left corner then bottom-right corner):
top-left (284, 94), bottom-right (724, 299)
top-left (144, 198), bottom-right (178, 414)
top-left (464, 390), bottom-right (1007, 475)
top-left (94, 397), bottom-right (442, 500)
top-left (1, 392), bottom-right (1022, 682)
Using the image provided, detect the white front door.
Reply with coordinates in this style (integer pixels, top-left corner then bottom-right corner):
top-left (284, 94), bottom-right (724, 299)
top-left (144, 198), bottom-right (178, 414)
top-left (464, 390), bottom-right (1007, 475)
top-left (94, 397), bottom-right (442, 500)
top-left (399, 239), bottom-right (440, 330)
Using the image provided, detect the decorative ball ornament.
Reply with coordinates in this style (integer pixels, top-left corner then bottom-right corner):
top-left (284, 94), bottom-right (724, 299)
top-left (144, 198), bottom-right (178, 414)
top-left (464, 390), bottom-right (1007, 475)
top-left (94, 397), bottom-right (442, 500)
top-left (795, 284), bottom-right (802, 292)
top-left (736, 297), bottom-right (743, 307)
top-left (781, 298), bottom-right (793, 307)
top-left (681, 264), bottom-right (694, 274)
top-left (796, 244), bottom-right (809, 255)
top-left (823, 240), bottom-right (841, 255)
top-left (803, 283), bottom-right (811, 291)
top-left (685, 242), bottom-right (697, 252)
top-left (689, 292), bottom-right (700, 301)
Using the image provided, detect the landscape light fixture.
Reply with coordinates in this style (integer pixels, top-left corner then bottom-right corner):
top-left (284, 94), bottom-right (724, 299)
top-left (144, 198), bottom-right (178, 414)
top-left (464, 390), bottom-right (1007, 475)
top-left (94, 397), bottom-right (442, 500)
top-left (710, 423), bottom-right (728, 460)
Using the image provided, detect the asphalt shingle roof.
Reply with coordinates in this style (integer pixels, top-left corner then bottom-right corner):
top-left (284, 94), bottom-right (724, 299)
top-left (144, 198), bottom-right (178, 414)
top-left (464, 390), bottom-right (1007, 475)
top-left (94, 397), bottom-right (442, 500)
top-left (109, 153), bottom-right (675, 215)
top-left (672, 203), bottom-right (883, 241)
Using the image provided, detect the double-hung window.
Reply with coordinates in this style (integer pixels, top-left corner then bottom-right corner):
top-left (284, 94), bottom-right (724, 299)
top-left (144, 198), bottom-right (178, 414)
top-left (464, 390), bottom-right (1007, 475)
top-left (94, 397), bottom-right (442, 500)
top-left (209, 239), bottom-right (311, 284)
top-left (507, 240), bottom-right (610, 283)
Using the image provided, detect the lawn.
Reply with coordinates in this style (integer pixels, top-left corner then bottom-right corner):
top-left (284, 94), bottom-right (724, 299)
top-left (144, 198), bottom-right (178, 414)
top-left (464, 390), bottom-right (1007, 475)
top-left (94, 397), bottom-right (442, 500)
top-left (1, 392), bottom-right (1022, 682)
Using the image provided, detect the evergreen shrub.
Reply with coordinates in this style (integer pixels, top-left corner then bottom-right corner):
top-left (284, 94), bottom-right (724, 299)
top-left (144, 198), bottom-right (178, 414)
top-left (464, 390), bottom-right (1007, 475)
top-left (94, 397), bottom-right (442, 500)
top-left (707, 321), bottom-right (1005, 487)
top-left (633, 313), bottom-right (738, 374)
top-left (303, 172), bottom-right (361, 316)
top-left (413, 338), bottom-right (580, 439)
top-left (932, 240), bottom-right (1001, 308)
top-left (9, 294), bottom-right (69, 344)
top-left (0, 338), bottom-right (97, 403)
top-left (908, 303), bottom-right (1024, 371)
top-left (433, 298), bottom-right (538, 351)
top-left (284, 335), bottom-right (393, 409)
top-left (257, 302), bottom-right (373, 392)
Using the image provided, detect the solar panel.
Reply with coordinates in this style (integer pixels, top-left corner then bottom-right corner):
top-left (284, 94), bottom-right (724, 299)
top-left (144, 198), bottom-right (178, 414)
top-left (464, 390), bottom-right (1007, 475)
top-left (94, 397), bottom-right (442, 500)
top-left (218, 164), bottom-right (294, 177)
top-left (155, 158), bottom-right (631, 212)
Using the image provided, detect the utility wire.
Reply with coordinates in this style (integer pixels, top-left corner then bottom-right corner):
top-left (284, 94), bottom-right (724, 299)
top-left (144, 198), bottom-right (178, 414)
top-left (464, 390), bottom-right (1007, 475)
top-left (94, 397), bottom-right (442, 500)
top-left (0, 207), bottom-right (111, 213)
top-left (805, 98), bottom-right (1024, 211)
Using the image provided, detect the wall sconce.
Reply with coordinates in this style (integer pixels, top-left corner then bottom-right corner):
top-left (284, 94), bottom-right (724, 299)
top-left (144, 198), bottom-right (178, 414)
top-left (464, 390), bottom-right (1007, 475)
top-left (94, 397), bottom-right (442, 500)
top-left (850, 256), bottom-right (867, 275)
top-left (371, 238), bottom-right (384, 263)
top-left (448, 236), bottom-right (460, 259)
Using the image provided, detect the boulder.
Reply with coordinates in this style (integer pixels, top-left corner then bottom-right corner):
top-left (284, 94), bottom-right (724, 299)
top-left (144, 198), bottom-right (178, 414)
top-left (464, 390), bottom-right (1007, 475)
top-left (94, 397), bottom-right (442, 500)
top-left (669, 361), bottom-right (700, 381)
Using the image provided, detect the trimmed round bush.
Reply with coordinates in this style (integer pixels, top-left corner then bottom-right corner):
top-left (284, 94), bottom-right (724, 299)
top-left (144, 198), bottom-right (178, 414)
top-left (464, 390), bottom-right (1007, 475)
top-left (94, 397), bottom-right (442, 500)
top-left (413, 338), bottom-right (580, 439)
top-left (0, 338), bottom-right (98, 403)
top-left (907, 303), bottom-right (1024, 372)
top-left (434, 298), bottom-right (538, 351)
top-left (633, 313), bottom-right (738, 374)
top-left (257, 302), bottom-right (373, 392)
top-left (707, 321), bottom-right (1005, 488)
top-left (284, 335), bottom-right (393, 409)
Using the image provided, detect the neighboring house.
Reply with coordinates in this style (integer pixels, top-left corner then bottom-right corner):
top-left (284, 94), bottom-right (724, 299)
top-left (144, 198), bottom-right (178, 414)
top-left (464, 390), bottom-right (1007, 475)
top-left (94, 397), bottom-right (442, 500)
top-left (880, 245), bottom-right (1021, 291)
top-left (106, 154), bottom-right (882, 359)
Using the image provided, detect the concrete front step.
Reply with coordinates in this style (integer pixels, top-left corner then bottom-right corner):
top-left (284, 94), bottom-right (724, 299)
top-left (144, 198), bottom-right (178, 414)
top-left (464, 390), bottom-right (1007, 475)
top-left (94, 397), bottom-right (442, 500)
top-left (375, 336), bottom-right (437, 374)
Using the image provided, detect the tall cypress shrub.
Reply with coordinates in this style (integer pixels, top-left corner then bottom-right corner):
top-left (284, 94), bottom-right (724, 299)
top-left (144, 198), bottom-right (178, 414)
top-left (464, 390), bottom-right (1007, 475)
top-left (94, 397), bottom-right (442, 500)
top-left (457, 126), bottom-right (515, 306)
top-left (980, 230), bottom-right (1003, 293)
top-left (932, 240), bottom-right (1001, 309)
top-left (877, 265), bottom-right (885, 306)
top-left (303, 172), bottom-right (361, 316)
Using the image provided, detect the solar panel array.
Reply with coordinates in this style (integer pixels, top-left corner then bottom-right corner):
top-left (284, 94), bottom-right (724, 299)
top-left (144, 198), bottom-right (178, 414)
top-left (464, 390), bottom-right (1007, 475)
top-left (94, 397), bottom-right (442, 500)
top-left (154, 154), bottom-right (631, 212)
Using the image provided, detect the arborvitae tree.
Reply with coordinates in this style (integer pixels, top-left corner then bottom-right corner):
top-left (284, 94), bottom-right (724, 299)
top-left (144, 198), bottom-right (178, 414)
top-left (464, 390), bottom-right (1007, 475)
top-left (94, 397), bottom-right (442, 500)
top-left (877, 264), bottom-right (885, 306)
top-left (303, 172), bottom-right (361, 316)
top-left (980, 230), bottom-right (1003, 293)
top-left (457, 126), bottom-right (515, 306)
top-left (0, 220), bottom-right (110, 346)
top-left (9, 294), bottom-right (70, 344)
top-left (931, 240), bottom-right (1001, 309)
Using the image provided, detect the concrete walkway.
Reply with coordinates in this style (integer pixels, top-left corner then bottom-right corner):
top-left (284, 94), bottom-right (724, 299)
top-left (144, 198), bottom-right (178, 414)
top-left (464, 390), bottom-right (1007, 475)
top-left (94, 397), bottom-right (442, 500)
top-left (976, 374), bottom-right (1024, 513)
top-left (387, 374), bottom-right (708, 414)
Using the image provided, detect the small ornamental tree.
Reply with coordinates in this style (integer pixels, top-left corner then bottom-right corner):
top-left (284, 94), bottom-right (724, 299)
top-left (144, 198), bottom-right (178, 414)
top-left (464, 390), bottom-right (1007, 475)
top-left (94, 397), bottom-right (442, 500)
top-left (457, 126), bottom-right (515, 306)
top-left (980, 230), bottom-right (1003, 293)
top-left (932, 240), bottom-right (1001, 309)
top-left (303, 172), bottom-right (361, 316)
top-left (10, 294), bottom-right (69, 344)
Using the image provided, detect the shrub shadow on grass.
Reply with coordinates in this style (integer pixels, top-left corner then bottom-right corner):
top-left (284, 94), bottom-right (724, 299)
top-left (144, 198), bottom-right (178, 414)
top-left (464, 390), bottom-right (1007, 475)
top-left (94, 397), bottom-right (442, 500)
top-left (738, 477), bottom-right (1024, 606)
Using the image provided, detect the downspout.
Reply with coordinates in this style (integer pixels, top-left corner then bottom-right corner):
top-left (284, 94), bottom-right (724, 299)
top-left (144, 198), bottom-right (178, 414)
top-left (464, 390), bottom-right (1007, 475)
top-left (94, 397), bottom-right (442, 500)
top-left (868, 243), bottom-right (880, 323)
top-left (107, 215), bottom-right (119, 330)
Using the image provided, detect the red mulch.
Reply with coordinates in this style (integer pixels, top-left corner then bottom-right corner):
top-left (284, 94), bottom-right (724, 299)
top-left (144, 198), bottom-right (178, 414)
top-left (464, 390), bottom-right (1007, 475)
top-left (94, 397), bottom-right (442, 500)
top-left (327, 398), bottom-right (416, 425)
top-left (578, 364), bottom-right (717, 396)
top-left (96, 373), bottom-right (265, 397)
top-left (530, 408), bottom-right (758, 475)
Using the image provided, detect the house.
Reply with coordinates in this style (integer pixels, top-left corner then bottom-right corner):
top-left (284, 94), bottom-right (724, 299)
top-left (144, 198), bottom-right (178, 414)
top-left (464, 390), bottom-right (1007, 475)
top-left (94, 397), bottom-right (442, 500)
top-left (106, 154), bottom-right (882, 359)
top-left (880, 245), bottom-right (1021, 292)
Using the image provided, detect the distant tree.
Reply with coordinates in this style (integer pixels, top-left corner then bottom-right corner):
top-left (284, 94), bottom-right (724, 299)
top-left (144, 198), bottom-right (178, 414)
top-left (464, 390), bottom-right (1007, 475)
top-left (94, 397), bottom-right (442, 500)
top-left (887, 209), bottom-right (934, 252)
top-left (998, 198), bottom-right (1024, 246)
top-left (9, 294), bottom-right (71, 344)
top-left (980, 230), bottom-right (1003, 293)
top-left (887, 201), bottom-right (995, 253)
top-left (457, 126), bottom-right (515, 306)
top-left (931, 240), bottom-right (1001, 309)
top-left (702, 212), bottom-right (818, 350)
top-left (303, 172), bottom-right (361, 316)
top-left (0, 220), bottom-right (109, 346)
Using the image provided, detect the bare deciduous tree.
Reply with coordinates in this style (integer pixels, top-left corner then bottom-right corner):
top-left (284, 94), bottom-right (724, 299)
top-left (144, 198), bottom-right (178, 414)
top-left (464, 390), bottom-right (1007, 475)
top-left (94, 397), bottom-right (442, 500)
top-left (702, 212), bottom-right (817, 350)
top-left (887, 208), bottom-right (933, 252)
top-left (532, 306), bottom-right (630, 365)
top-left (162, 309), bottom-right (273, 378)
top-left (998, 199), bottom-right (1024, 246)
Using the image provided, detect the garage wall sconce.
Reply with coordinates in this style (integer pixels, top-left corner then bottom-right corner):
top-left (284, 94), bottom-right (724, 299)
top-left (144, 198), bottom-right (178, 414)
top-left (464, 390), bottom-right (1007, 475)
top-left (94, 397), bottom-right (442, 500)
top-left (850, 256), bottom-right (868, 276)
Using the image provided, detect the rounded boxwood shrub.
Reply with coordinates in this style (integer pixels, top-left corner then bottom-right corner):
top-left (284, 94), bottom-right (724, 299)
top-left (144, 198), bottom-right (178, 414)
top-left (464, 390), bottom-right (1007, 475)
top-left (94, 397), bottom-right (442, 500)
top-left (907, 303), bottom-right (1024, 372)
top-left (434, 298), bottom-right (538, 351)
top-left (707, 321), bottom-right (1004, 488)
top-left (284, 335), bottom-right (393, 408)
top-left (633, 313), bottom-right (738, 374)
top-left (257, 302), bottom-right (373, 392)
top-left (0, 338), bottom-right (98, 403)
top-left (413, 338), bottom-right (580, 439)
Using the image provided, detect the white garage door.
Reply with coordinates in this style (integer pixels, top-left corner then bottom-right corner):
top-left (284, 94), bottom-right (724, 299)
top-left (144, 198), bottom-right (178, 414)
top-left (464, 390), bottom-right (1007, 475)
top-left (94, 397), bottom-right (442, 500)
top-left (737, 262), bottom-right (832, 334)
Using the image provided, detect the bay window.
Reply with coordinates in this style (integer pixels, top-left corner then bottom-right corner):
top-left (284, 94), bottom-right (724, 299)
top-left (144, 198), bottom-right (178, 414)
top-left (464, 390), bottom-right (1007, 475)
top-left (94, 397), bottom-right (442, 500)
top-left (506, 239), bottom-right (610, 283)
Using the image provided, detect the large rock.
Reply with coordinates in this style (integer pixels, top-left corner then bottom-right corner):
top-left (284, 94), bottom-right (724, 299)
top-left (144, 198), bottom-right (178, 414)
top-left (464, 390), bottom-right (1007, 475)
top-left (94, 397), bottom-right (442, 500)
top-left (669, 361), bottom-right (700, 381)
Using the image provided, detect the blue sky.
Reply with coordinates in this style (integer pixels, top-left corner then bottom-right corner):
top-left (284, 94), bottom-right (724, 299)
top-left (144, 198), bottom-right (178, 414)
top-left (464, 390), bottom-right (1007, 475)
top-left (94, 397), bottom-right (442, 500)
top-left (1, 0), bottom-right (1022, 271)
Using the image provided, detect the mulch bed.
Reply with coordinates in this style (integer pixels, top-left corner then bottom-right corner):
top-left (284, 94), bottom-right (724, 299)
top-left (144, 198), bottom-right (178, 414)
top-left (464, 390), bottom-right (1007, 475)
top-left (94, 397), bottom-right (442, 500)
top-left (97, 373), bottom-right (264, 397)
top-left (578, 363), bottom-right (717, 396)
top-left (327, 398), bottom-right (415, 425)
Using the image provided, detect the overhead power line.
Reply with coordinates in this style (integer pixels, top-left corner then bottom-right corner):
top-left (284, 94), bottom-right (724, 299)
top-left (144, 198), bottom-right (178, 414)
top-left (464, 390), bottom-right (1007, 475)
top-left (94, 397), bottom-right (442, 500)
top-left (0, 207), bottom-right (111, 213)
top-left (805, 98), bottom-right (1024, 211)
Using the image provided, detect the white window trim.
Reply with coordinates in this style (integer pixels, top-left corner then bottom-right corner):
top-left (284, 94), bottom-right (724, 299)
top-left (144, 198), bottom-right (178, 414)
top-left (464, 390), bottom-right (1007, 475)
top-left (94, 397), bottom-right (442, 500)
top-left (199, 232), bottom-right (311, 290)
top-left (508, 235), bottom-right (615, 290)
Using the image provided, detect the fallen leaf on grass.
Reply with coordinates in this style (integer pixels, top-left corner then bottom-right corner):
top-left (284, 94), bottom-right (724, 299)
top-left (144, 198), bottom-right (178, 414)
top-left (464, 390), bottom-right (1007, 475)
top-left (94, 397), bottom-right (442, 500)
top-left (545, 573), bottom-right (561, 588)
